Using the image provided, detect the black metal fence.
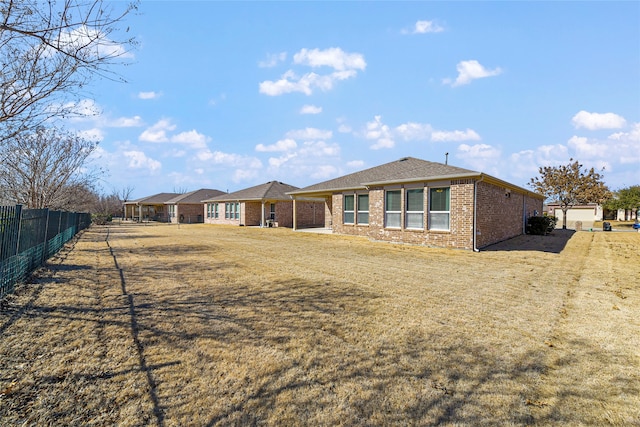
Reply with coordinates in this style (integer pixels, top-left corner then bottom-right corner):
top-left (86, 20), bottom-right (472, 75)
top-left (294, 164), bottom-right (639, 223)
top-left (0, 205), bottom-right (92, 300)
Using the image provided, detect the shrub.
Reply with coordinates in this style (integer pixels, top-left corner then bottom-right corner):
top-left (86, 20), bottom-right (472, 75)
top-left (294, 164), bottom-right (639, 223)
top-left (528, 216), bottom-right (556, 235)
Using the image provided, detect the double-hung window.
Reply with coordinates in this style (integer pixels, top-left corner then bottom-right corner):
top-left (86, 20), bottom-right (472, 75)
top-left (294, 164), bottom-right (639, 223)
top-left (357, 194), bottom-right (369, 225)
top-left (343, 195), bottom-right (354, 224)
top-left (405, 189), bottom-right (424, 229)
top-left (429, 187), bottom-right (450, 230)
top-left (213, 203), bottom-right (219, 219)
top-left (385, 190), bottom-right (401, 228)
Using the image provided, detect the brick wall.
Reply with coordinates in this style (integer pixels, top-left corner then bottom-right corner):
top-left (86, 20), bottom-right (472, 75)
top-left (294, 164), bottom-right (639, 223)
top-left (475, 181), bottom-right (543, 248)
top-left (294, 201), bottom-right (325, 228)
top-left (328, 179), bottom-right (542, 250)
top-left (330, 181), bottom-right (476, 249)
top-left (172, 204), bottom-right (205, 223)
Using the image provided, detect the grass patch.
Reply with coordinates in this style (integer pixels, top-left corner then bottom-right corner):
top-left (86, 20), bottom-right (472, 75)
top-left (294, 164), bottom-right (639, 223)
top-left (1, 223), bottom-right (638, 425)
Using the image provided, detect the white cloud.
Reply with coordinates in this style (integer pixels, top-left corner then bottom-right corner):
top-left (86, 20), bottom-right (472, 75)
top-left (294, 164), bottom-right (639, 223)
top-left (110, 115), bottom-right (143, 127)
top-left (256, 138), bottom-right (297, 152)
top-left (196, 150), bottom-right (262, 169)
top-left (395, 122), bottom-right (433, 141)
top-left (268, 153), bottom-right (297, 168)
top-left (402, 20), bottom-right (444, 34)
top-left (299, 140), bottom-right (340, 157)
top-left (259, 52), bottom-right (287, 68)
top-left (170, 130), bottom-right (210, 149)
top-left (286, 127), bottom-right (333, 140)
top-left (431, 129), bottom-right (481, 142)
top-left (58, 25), bottom-right (132, 60)
top-left (139, 119), bottom-right (176, 143)
top-left (338, 124), bottom-right (352, 133)
top-left (293, 47), bottom-right (366, 71)
top-left (259, 70), bottom-right (357, 96)
top-left (138, 91), bottom-right (161, 100)
top-left (311, 164), bottom-right (339, 179)
top-left (260, 47), bottom-right (365, 96)
top-left (123, 150), bottom-right (161, 172)
top-left (444, 60), bottom-right (502, 87)
top-left (300, 104), bottom-right (322, 114)
top-left (457, 143), bottom-right (501, 172)
top-left (347, 160), bottom-right (365, 168)
top-left (78, 128), bottom-right (103, 142)
top-left (571, 111), bottom-right (626, 130)
top-left (365, 115), bottom-right (395, 149)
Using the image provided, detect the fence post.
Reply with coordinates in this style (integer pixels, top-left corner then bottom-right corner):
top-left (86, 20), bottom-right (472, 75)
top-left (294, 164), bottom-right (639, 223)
top-left (14, 204), bottom-right (23, 256)
top-left (43, 209), bottom-right (50, 265)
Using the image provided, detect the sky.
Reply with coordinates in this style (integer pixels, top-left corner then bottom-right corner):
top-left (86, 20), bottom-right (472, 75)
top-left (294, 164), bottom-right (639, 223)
top-left (72, 1), bottom-right (639, 199)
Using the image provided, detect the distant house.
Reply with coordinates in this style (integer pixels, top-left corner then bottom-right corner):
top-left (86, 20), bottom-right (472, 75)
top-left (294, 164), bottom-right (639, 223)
top-left (202, 181), bottom-right (325, 228)
top-left (124, 192), bottom-right (180, 222)
top-left (165, 188), bottom-right (225, 224)
top-left (545, 203), bottom-right (603, 229)
top-left (287, 157), bottom-right (544, 250)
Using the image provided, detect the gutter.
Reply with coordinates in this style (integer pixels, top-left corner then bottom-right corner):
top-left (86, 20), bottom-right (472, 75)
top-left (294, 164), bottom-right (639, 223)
top-left (473, 176), bottom-right (485, 252)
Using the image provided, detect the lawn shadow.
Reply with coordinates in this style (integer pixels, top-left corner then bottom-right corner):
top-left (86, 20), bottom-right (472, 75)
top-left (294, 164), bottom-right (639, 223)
top-left (482, 229), bottom-right (576, 254)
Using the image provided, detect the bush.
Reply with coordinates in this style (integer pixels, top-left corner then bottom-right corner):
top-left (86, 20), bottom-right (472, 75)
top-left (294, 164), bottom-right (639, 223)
top-left (527, 216), bottom-right (556, 235)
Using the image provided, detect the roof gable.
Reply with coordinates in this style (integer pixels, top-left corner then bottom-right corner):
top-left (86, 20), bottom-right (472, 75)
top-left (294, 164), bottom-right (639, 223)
top-left (127, 192), bottom-right (181, 204)
top-left (205, 181), bottom-right (300, 202)
top-left (165, 188), bottom-right (225, 204)
top-left (289, 157), bottom-right (477, 194)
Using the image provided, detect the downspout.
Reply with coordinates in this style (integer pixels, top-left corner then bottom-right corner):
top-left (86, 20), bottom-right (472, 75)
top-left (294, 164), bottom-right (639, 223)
top-left (473, 176), bottom-right (485, 252)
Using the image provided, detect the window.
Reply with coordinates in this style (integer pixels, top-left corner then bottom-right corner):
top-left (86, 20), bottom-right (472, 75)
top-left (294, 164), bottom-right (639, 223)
top-left (357, 194), bottom-right (369, 225)
top-left (214, 203), bottom-right (219, 219)
top-left (206, 204), bottom-right (211, 218)
top-left (385, 190), bottom-right (401, 228)
top-left (225, 202), bottom-right (231, 219)
top-left (344, 195), bottom-right (354, 224)
top-left (169, 205), bottom-right (176, 218)
top-left (406, 189), bottom-right (424, 229)
top-left (234, 202), bottom-right (240, 220)
top-left (429, 187), bottom-right (450, 230)
top-left (269, 203), bottom-right (276, 220)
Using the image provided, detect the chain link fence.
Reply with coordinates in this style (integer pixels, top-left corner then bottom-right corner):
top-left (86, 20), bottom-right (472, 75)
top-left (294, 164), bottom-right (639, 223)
top-left (0, 205), bottom-right (91, 300)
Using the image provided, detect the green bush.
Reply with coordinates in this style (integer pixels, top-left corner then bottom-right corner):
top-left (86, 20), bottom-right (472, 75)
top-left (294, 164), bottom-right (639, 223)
top-left (527, 216), bottom-right (556, 235)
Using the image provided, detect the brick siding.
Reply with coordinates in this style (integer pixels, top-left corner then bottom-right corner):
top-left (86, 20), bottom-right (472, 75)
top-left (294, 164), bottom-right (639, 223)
top-left (329, 179), bottom-right (542, 250)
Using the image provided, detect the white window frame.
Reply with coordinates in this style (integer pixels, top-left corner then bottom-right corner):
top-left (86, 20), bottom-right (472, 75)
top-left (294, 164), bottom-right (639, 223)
top-left (343, 194), bottom-right (355, 224)
top-left (357, 193), bottom-right (369, 225)
top-left (405, 188), bottom-right (424, 229)
top-left (429, 187), bottom-right (450, 231)
top-left (385, 189), bottom-right (402, 228)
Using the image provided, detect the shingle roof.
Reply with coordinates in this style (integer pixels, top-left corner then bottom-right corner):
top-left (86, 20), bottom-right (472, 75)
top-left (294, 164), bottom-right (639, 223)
top-left (288, 157), bottom-right (478, 195)
top-left (165, 188), bottom-right (225, 204)
top-left (127, 192), bottom-right (181, 205)
top-left (204, 181), bottom-right (300, 202)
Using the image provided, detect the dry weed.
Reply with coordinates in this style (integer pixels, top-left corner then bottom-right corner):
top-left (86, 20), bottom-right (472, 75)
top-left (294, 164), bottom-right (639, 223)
top-left (0, 224), bottom-right (638, 426)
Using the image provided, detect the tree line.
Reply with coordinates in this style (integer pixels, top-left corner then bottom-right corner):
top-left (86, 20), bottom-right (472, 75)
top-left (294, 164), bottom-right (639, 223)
top-left (0, 0), bottom-right (137, 215)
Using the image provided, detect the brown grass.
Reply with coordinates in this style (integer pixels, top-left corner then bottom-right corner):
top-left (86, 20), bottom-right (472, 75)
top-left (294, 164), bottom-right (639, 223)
top-left (1, 223), bottom-right (638, 426)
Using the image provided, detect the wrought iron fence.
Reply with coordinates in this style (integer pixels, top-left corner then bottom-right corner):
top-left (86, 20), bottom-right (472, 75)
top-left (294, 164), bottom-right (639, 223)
top-left (0, 206), bottom-right (91, 300)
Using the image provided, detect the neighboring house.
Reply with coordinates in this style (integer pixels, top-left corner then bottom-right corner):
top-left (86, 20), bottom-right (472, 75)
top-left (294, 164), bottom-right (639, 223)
top-left (545, 203), bottom-right (603, 229)
top-left (202, 181), bottom-right (325, 228)
top-left (287, 157), bottom-right (544, 250)
top-left (124, 192), bottom-right (180, 222)
top-left (166, 188), bottom-right (225, 224)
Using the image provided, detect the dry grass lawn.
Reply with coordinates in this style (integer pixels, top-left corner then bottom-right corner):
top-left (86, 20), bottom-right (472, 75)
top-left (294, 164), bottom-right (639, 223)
top-left (1, 223), bottom-right (638, 426)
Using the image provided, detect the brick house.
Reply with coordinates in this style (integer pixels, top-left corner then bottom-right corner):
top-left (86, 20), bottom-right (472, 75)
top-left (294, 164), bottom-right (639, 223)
top-left (124, 192), bottom-right (180, 222)
top-left (165, 188), bottom-right (225, 224)
top-left (202, 181), bottom-right (325, 228)
top-left (287, 157), bottom-right (544, 250)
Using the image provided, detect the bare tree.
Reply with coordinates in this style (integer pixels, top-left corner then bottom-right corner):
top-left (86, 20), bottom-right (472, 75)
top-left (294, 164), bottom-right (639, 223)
top-left (529, 159), bottom-right (611, 229)
top-left (119, 185), bottom-right (134, 218)
top-left (0, 0), bottom-right (137, 142)
top-left (0, 126), bottom-right (101, 209)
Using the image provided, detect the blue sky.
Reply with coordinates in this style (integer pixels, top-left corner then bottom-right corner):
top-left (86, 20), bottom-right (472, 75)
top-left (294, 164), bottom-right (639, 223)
top-left (75, 1), bottom-right (639, 199)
